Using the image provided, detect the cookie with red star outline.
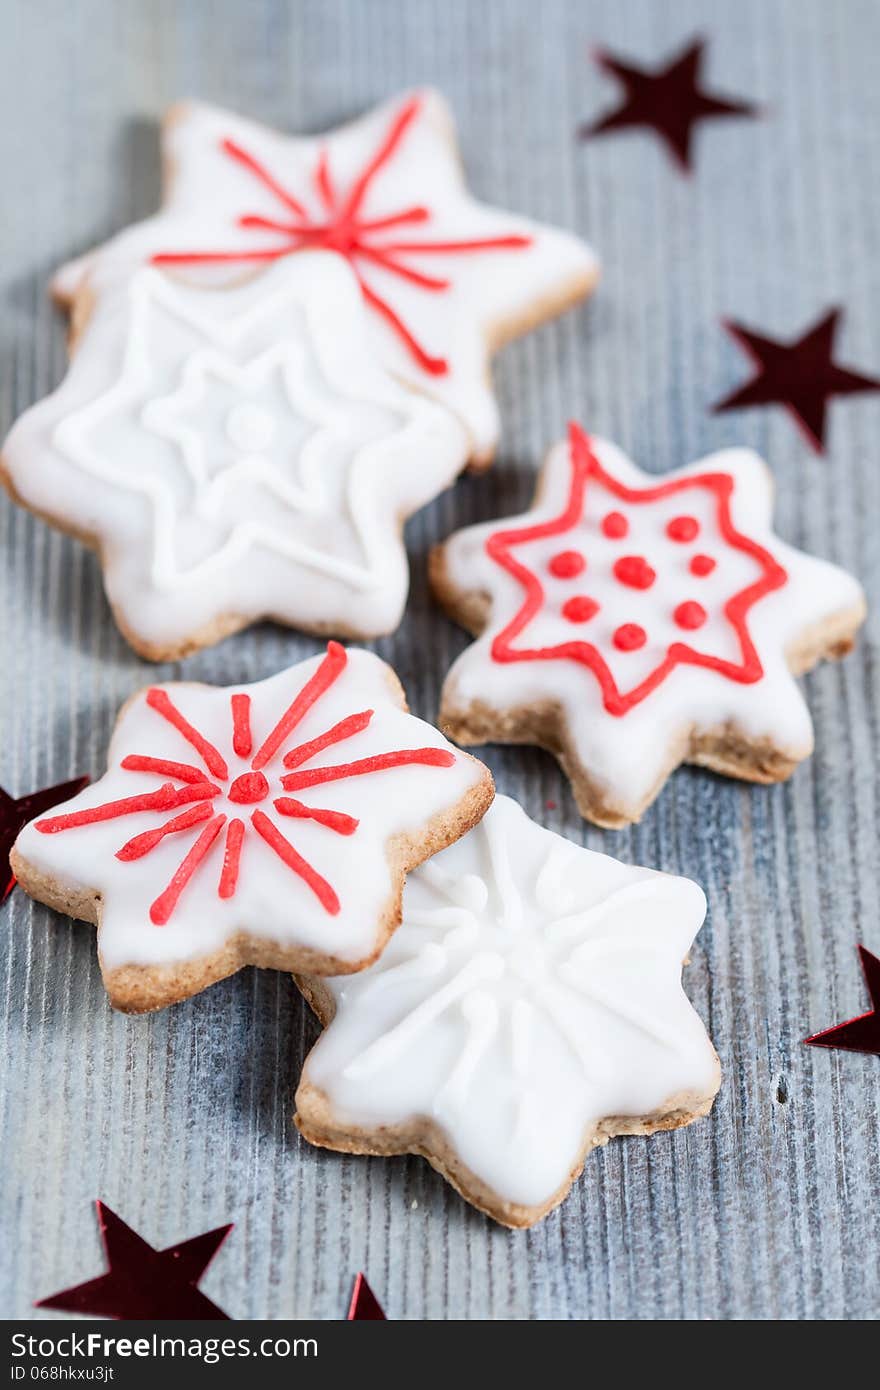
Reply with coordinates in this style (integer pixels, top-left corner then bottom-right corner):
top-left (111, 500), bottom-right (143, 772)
top-left (50, 91), bottom-right (599, 466)
top-left (10, 643), bottom-right (493, 1011)
top-left (431, 424), bottom-right (866, 827)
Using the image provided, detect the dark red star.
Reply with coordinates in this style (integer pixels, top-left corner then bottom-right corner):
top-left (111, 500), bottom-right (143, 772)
top-left (580, 37), bottom-right (757, 170)
top-left (805, 946), bottom-right (880, 1056)
top-left (713, 309), bottom-right (880, 452)
top-left (36, 1201), bottom-right (233, 1319)
top-left (1, 776), bottom-right (89, 903)
top-left (347, 1272), bottom-right (386, 1320)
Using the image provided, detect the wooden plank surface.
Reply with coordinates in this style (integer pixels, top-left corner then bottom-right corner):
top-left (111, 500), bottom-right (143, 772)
top-left (1, 0), bottom-right (878, 1320)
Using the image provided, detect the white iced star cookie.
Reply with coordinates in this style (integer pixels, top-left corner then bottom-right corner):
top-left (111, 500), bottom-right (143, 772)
top-left (2, 254), bottom-right (471, 658)
top-left (431, 424), bottom-right (866, 827)
top-left (295, 795), bottom-right (720, 1228)
top-left (50, 91), bottom-right (599, 464)
top-left (10, 643), bottom-right (494, 1013)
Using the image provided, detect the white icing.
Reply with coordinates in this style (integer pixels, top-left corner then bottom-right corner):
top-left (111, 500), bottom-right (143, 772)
top-left (13, 646), bottom-right (486, 979)
top-left (439, 435), bottom-right (866, 819)
top-left (3, 256), bottom-right (469, 647)
top-left (49, 91), bottom-right (599, 458)
top-left (299, 796), bottom-right (719, 1210)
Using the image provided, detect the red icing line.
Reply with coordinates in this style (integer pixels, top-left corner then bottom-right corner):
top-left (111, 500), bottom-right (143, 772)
top-left (231, 694), bottom-right (252, 758)
top-left (282, 710), bottom-right (374, 769)
top-left (251, 809), bottom-right (340, 914)
top-left (485, 422), bottom-right (788, 716)
top-left (273, 797), bottom-right (359, 836)
top-left (120, 755), bottom-right (211, 785)
top-left (148, 96), bottom-right (531, 376)
top-left (35, 782), bottom-right (219, 832)
top-left (116, 802), bottom-right (215, 862)
top-left (150, 814), bottom-right (227, 926)
top-left (146, 689), bottom-right (229, 780)
top-left (218, 818), bottom-right (245, 900)
top-left (281, 747), bottom-right (455, 792)
top-left (251, 642), bottom-right (347, 771)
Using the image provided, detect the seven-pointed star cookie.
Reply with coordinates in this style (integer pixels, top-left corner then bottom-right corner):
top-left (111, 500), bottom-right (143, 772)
top-left (431, 424), bottom-right (866, 827)
top-left (1, 254), bottom-right (470, 659)
top-left (294, 795), bottom-right (720, 1228)
top-left (50, 91), bottom-right (599, 464)
top-left (10, 643), bottom-right (493, 1013)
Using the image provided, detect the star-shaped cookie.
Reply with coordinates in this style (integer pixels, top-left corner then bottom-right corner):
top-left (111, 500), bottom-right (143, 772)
top-left (51, 91), bottom-right (599, 464)
top-left (11, 643), bottom-right (493, 1012)
top-left (2, 255), bottom-right (470, 658)
top-left (431, 424), bottom-right (866, 827)
top-left (295, 795), bottom-right (720, 1228)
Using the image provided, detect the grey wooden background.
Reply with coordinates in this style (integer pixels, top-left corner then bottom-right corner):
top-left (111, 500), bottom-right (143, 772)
top-left (1, 0), bottom-right (878, 1321)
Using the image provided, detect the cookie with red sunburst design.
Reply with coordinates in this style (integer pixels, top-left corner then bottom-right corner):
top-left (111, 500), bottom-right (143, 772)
top-left (431, 425), bottom-right (865, 827)
top-left (10, 643), bottom-right (493, 1011)
top-left (50, 91), bottom-right (599, 466)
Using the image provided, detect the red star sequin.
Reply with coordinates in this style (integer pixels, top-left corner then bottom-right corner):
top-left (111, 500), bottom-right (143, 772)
top-left (347, 1272), bottom-right (386, 1320)
top-left (33, 642), bottom-right (454, 924)
top-left (579, 37), bottom-right (757, 171)
top-left (1, 776), bottom-right (90, 903)
top-left (485, 424), bottom-right (787, 716)
top-left (804, 946), bottom-right (880, 1056)
top-left (36, 1201), bottom-right (232, 1319)
top-left (713, 308), bottom-right (880, 452)
top-left (152, 96), bottom-right (530, 377)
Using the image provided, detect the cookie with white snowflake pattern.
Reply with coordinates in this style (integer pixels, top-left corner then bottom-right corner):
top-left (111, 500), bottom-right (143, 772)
top-left (10, 643), bottom-right (493, 1013)
top-left (50, 91), bottom-right (599, 465)
top-left (1, 254), bottom-right (472, 659)
top-left (294, 795), bottom-right (720, 1228)
top-left (431, 424), bottom-right (866, 827)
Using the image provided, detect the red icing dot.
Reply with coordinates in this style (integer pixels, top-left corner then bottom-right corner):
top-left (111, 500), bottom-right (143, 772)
top-left (613, 555), bottom-right (656, 590)
top-left (674, 601), bottom-right (708, 631)
top-left (613, 623), bottom-right (647, 652)
top-left (667, 515), bottom-right (700, 542)
top-left (562, 595), bottom-right (599, 624)
top-left (549, 549), bottom-right (586, 579)
top-left (601, 511), bottom-right (629, 539)
top-left (690, 553), bottom-right (716, 577)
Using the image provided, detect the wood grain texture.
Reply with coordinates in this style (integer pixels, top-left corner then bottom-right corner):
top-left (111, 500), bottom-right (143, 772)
top-left (1, 0), bottom-right (878, 1320)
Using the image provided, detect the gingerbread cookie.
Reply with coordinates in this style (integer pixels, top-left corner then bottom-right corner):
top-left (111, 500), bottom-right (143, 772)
top-left (432, 424), bottom-right (866, 827)
top-left (2, 255), bottom-right (473, 659)
top-left (295, 795), bottom-right (720, 1228)
top-left (50, 91), bottom-right (599, 464)
top-left (10, 643), bottom-right (493, 1012)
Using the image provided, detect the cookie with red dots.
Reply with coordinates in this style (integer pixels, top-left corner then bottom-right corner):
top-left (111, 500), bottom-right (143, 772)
top-left (430, 425), bottom-right (866, 827)
top-left (9, 643), bottom-right (493, 1011)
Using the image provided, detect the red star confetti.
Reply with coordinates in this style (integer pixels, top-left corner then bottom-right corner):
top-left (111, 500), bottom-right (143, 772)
top-left (0, 777), bottom-right (89, 903)
top-left (347, 1273), bottom-right (386, 1320)
top-left (36, 1201), bottom-right (232, 1319)
top-left (713, 308), bottom-right (880, 452)
top-left (805, 946), bottom-right (880, 1056)
top-left (579, 36), bottom-right (757, 171)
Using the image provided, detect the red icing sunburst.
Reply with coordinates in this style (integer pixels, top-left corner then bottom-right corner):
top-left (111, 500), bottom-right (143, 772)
top-left (485, 423), bottom-right (788, 716)
top-left (151, 96), bottom-right (531, 377)
top-left (35, 643), bottom-right (453, 923)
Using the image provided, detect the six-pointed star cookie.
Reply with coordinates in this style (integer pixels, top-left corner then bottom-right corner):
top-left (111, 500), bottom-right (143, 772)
top-left (10, 643), bottom-right (493, 1012)
top-left (295, 795), bottom-right (720, 1228)
top-left (431, 424), bottom-right (866, 827)
top-left (1, 255), bottom-right (470, 659)
top-left (50, 91), bottom-right (599, 464)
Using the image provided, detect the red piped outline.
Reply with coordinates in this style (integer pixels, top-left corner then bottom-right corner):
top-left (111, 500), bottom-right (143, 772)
top-left (485, 422), bottom-right (788, 716)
